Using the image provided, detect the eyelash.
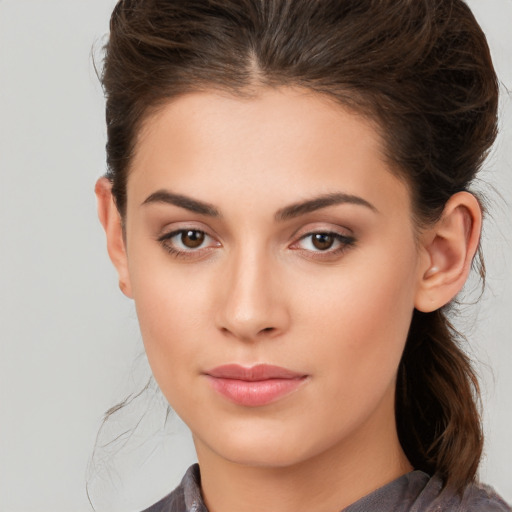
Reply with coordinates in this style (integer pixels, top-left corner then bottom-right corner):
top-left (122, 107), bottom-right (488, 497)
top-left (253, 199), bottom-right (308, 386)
top-left (157, 229), bottom-right (356, 260)
top-left (292, 232), bottom-right (356, 259)
top-left (157, 229), bottom-right (218, 259)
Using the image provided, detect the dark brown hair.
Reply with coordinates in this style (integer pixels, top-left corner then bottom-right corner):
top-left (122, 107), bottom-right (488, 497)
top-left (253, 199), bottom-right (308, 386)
top-left (101, 0), bottom-right (499, 494)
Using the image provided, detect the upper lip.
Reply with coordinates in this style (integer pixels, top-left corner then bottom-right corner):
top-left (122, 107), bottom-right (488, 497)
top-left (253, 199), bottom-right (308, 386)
top-left (205, 364), bottom-right (306, 381)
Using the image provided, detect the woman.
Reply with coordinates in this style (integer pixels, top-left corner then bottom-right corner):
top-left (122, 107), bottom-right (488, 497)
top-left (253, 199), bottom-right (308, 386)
top-left (95, 0), bottom-right (511, 510)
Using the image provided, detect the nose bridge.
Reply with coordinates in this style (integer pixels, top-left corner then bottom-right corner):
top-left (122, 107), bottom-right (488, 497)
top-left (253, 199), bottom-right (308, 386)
top-left (216, 241), bottom-right (288, 340)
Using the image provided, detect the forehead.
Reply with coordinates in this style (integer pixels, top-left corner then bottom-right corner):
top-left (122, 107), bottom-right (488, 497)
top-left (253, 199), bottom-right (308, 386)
top-left (127, 87), bottom-right (412, 219)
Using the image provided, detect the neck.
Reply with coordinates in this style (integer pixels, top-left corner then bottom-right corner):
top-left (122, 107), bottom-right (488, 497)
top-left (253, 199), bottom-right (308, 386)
top-left (194, 390), bottom-right (412, 512)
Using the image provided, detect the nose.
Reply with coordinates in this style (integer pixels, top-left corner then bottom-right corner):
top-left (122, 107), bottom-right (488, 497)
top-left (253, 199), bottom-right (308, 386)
top-left (215, 247), bottom-right (290, 342)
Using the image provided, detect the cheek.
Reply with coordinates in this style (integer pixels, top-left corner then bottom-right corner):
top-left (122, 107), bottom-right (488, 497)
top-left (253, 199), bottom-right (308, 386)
top-left (128, 260), bottom-right (212, 396)
top-left (299, 243), bottom-right (418, 401)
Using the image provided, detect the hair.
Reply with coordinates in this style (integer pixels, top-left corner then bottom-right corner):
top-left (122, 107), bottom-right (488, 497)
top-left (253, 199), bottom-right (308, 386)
top-left (100, 0), bottom-right (499, 495)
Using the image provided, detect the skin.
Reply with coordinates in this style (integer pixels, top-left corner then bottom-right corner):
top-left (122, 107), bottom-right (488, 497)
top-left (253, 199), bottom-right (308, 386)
top-left (96, 87), bottom-right (482, 512)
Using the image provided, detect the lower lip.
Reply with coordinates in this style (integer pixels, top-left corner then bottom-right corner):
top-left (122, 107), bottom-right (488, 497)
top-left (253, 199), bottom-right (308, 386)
top-left (206, 376), bottom-right (307, 407)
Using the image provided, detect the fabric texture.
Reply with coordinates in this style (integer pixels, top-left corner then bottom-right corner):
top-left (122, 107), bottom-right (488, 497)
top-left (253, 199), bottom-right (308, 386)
top-left (141, 464), bottom-right (511, 512)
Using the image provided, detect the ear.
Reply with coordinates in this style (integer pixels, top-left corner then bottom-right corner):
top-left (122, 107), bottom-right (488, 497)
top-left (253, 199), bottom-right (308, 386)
top-left (95, 177), bottom-right (133, 298)
top-left (414, 192), bottom-right (482, 313)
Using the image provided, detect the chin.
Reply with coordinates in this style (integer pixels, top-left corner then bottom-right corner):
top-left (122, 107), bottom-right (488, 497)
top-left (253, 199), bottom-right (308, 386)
top-left (216, 444), bottom-right (308, 469)
top-left (194, 421), bottom-right (337, 470)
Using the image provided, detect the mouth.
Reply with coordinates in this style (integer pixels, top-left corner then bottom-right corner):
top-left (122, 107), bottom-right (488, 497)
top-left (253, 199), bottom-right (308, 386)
top-left (204, 364), bottom-right (309, 407)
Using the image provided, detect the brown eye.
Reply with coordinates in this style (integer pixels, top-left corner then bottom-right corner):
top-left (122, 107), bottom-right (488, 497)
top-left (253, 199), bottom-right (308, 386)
top-left (311, 233), bottom-right (335, 251)
top-left (292, 231), bottom-right (355, 256)
top-left (181, 230), bottom-right (205, 248)
top-left (158, 228), bottom-right (220, 258)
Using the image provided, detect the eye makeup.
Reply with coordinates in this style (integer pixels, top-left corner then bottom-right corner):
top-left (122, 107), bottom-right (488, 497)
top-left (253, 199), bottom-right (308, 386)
top-left (290, 231), bottom-right (356, 261)
top-left (157, 227), bottom-right (356, 262)
top-left (157, 228), bottom-right (220, 259)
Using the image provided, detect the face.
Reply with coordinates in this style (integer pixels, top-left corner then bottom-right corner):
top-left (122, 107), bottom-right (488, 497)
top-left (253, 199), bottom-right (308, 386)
top-left (120, 88), bottom-right (425, 469)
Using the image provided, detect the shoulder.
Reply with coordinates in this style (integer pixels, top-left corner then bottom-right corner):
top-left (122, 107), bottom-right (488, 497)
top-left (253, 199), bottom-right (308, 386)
top-left (457, 481), bottom-right (511, 512)
top-left (140, 464), bottom-right (206, 512)
top-left (343, 471), bottom-right (511, 512)
top-left (417, 476), bottom-right (511, 512)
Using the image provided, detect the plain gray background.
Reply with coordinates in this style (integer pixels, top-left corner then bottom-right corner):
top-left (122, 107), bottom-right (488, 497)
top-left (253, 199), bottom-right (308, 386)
top-left (0, 1), bottom-right (511, 511)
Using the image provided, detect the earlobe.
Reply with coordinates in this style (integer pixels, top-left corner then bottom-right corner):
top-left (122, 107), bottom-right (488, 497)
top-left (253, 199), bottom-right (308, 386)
top-left (414, 192), bottom-right (482, 313)
top-left (95, 177), bottom-right (133, 299)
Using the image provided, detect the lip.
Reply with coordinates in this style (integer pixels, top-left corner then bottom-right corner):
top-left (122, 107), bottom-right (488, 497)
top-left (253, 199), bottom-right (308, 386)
top-left (204, 364), bottom-right (308, 407)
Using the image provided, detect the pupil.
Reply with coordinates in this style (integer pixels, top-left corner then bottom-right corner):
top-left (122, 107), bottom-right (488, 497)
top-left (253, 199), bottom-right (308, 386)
top-left (312, 233), bottom-right (334, 250)
top-left (182, 230), bottom-right (205, 248)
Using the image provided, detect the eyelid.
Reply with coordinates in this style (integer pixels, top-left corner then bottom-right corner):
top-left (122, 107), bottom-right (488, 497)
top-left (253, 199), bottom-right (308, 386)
top-left (291, 231), bottom-right (355, 248)
top-left (288, 225), bottom-right (357, 259)
top-left (156, 219), bottom-right (217, 238)
top-left (157, 226), bottom-right (221, 258)
top-left (290, 221), bottom-right (354, 241)
top-left (288, 218), bottom-right (354, 236)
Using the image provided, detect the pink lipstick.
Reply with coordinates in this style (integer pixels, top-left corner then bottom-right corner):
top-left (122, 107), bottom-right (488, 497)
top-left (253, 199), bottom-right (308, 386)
top-left (204, 364), bottom-right (308, 407)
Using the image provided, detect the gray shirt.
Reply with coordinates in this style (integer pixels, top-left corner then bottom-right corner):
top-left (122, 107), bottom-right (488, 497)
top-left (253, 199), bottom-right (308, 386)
top-left (142, 464), bottom-right (510, 512)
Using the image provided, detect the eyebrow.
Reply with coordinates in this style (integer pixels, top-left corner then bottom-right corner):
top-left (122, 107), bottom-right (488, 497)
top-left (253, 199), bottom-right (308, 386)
top-left (142, 189), bottom-right (377, 220)
top-left (274, 192), bottom-right (378, 222)
top-left (142, 190), bottom-right (221, 217)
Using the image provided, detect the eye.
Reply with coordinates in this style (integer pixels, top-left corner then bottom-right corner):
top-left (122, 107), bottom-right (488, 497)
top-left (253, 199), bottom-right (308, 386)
top-left (158, 228), bottom-right (220, 257)
top-left (178, 230), bottom-right (206, 249)
top-left (308, 233), bottom-right (337, 251)
top-left (292, 231), bottom-right (356, 256)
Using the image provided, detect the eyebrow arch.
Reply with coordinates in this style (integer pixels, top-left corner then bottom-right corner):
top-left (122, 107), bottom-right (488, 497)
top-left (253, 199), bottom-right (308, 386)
top-left (275, 192), bottom-right (377, 222)
top-left (142, 190), bottom-right (221, 217)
